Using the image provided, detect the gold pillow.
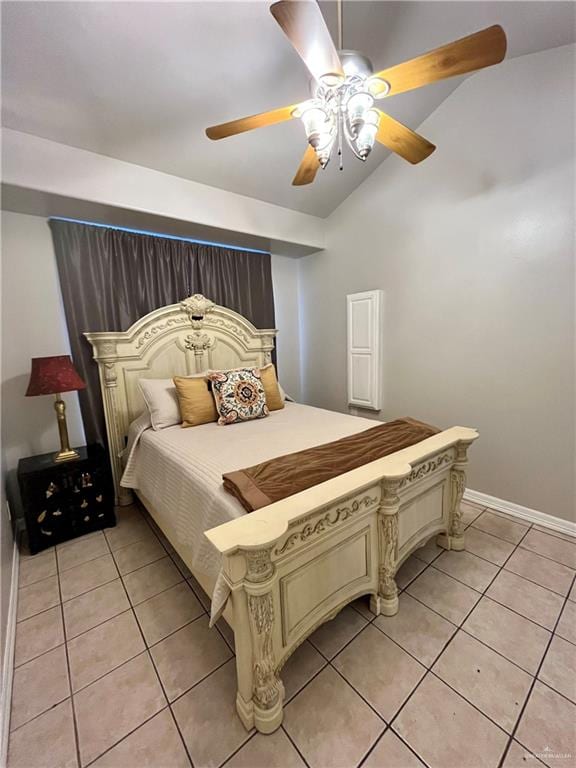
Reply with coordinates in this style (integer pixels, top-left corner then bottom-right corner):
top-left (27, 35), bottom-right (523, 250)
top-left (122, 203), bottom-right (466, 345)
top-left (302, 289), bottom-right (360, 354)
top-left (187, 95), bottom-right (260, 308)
top-left (173, 376), bottom-right (218, 427)
top-left (260, 364), bottom-right (284, 412)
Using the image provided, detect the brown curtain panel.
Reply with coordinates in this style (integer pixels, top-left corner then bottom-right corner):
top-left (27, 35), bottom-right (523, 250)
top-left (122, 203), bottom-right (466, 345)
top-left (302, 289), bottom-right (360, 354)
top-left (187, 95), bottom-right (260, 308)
top-left (49, 219), bottom-right (275, 447)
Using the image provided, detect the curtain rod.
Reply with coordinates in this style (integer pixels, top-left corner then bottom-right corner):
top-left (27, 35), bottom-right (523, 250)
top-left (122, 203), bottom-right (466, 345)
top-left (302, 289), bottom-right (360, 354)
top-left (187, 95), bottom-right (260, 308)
top-left (48, 217), bottom-right (270, 255)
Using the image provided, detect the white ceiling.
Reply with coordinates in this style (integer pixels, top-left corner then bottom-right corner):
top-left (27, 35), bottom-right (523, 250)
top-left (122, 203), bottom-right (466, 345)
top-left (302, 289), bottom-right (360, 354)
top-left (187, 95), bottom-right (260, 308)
top-left (2, 1), bottom-right (575, 218)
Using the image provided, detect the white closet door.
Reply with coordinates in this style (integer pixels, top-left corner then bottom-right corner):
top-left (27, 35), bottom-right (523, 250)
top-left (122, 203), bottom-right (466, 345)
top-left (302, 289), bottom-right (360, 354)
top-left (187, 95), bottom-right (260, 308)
top-left (347, 290), bottom-right (383, 410)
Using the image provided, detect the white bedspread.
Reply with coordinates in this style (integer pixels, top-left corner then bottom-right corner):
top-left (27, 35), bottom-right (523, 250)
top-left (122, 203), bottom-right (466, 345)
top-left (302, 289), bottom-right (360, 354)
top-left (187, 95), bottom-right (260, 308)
top-left (121, 402), bottom-right (375, 619)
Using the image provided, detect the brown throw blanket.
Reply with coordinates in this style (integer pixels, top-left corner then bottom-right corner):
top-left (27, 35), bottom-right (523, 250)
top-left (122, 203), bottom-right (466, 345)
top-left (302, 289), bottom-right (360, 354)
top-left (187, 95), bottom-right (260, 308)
top-left (223, 417), bottom-right (439, 512)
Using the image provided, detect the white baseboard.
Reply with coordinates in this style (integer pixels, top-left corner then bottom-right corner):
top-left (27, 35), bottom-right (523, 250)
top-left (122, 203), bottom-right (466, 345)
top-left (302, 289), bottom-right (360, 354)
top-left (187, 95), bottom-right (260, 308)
top-left (464, 489), bottom-right (576, 539)
top-left (0, 534), bottom-right (19, 767)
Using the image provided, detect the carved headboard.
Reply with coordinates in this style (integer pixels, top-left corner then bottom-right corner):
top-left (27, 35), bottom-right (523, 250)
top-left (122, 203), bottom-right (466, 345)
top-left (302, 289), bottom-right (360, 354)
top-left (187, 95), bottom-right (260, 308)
top-left (84, 294), bottom-right (277, 504)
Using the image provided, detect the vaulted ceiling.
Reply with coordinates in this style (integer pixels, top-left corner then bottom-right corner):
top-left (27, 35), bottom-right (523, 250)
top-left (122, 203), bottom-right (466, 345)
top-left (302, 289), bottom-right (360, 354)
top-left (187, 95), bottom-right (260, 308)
top-left (2, 1), bottom-right (575, 217)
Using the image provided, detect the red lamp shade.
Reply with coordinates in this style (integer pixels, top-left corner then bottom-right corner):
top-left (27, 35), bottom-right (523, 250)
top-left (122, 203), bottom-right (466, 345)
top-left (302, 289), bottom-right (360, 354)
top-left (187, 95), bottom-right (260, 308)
top-left (25, 355), bottom-right (86, 397)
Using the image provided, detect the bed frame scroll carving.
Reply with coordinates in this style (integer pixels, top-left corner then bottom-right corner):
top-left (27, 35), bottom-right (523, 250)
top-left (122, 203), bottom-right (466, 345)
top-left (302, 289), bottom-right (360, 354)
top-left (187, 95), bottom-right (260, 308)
top-left (206, 426), bottom-right (477, 734)
top-left (84, 294), bottom-right (277, 505)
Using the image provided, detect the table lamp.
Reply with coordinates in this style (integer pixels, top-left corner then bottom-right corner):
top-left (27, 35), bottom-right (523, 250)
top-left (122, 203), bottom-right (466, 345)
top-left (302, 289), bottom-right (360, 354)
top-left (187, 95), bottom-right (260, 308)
top-left (25, 355), bottom-right (86, 462)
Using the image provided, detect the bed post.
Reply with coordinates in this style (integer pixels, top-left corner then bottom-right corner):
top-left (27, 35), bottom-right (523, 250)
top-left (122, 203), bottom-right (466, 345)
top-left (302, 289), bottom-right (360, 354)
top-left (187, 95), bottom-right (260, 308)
top-left (437, 439), bottom-right (472, 551)
top-left (236, 548), bottom-right (284, 734)
top-left (371, 475), bottom-right (404, 617)
top-left (99, 353), bottom-right (133, 507)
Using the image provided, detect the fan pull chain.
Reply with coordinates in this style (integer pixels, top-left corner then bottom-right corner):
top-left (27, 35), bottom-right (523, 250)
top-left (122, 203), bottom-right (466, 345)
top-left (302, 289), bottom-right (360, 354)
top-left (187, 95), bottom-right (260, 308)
top-left (338, 107), bottom-right (344, 171)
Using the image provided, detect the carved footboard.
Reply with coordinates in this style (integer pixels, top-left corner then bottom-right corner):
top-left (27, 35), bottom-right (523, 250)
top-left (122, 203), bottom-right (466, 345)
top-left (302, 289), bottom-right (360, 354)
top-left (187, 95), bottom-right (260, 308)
top-left (205, 426), bottom-right (478, 734)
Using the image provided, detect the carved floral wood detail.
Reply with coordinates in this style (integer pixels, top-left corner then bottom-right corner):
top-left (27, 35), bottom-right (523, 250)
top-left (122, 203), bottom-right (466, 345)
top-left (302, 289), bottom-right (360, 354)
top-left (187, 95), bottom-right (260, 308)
top-left (246, 549), bottom-right (274, 583)
top-left (450, 468), bottom-right (466, 536)
top-left (209, 317), bottom-right (251, 345)
top-left (379, 513), bottom-right (399, 599)
top-left (184, 331), bottom-right (214, 354)
top-left (248, 593), bottom-right (281, 710)
top-left (180, 294), bottom-right (216, 328)
top-left (399, 450), bottom-right (455, 488)
top-left (134, 317), bottom-right (189, 350)
top-left (274, 494), bottom-right (378, 555)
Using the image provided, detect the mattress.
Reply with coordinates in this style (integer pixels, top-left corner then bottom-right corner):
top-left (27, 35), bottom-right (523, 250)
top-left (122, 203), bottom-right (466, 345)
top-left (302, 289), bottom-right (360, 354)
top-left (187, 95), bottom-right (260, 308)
top-left (121, 402), bottom-right (376, 616)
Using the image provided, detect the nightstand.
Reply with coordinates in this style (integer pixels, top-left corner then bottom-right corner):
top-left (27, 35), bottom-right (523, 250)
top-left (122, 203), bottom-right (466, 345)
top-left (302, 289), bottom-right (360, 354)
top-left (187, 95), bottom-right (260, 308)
top-left (18, 444), bottom-right (116, 554)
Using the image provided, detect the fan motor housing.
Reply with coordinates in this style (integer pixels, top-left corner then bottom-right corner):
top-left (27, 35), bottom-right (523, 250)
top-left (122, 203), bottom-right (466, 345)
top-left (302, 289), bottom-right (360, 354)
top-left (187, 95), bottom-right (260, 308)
top-left (339, 50), bottom-right (374, 79)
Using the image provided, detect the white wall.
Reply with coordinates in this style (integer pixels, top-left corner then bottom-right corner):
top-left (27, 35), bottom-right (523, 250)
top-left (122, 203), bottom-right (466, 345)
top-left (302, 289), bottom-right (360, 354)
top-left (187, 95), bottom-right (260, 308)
top-left (2, 128), bottom-right (325, 258)
top-left (299, 44), bottom-right (575, 522)
top-left (1, 211), bottom-right (86, 472)
top-left (271, 255), bottom-right (301, 401)
top-left (1, 210), bottom-right (86, 704)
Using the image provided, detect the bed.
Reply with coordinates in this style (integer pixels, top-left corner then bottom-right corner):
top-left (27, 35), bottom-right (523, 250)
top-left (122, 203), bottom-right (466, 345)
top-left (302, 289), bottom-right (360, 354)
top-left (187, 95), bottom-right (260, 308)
top-left (85, 294), bottom-right (478, 734)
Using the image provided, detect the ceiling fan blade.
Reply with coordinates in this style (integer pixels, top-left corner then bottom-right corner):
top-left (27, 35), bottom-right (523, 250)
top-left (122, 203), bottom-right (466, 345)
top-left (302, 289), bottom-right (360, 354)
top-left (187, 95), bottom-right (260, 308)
top-left (292, 144), bottom-right (320, 186)
top-left (375, 111), bottom-right (436, 164)
top-left (370, 25), bottom-right (507, 98)
top-left (270, 0), bottom-right (344, 85)
top-left (206, 104), bottom-right (299, 140)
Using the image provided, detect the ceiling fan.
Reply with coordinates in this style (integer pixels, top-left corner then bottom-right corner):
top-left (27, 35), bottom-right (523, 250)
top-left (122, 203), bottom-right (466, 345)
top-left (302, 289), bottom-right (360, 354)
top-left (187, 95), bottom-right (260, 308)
top-left (205, 0), bottom-right (507, 186)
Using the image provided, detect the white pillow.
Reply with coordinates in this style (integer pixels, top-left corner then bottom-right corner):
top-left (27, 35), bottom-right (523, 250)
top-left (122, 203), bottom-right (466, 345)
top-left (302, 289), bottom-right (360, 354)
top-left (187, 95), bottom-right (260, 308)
top-left (138, 374), bottom-right (204, 430)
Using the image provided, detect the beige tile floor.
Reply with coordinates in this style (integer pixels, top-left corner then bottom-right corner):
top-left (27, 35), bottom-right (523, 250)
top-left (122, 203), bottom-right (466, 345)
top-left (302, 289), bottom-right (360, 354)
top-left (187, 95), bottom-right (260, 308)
top-left (7, 500), bottom-right (576, 768)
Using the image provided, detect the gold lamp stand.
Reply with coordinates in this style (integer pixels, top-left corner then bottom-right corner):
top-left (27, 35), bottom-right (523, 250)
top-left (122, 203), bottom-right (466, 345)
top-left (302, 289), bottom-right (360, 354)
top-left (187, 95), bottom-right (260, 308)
top-left (54, 394), bottom-right (80, 462)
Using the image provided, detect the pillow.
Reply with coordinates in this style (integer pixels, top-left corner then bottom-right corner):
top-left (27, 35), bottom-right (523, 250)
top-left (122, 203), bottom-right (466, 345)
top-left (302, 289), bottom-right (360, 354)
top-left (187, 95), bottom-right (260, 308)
top-left (173, 376), bottom-right (218, 427)
top-left (138, 374), bottom-right (203, 430)
top-left (208, 368), bottom-right (269, 425)
top-left (260, 363), bottom-right (284, 411)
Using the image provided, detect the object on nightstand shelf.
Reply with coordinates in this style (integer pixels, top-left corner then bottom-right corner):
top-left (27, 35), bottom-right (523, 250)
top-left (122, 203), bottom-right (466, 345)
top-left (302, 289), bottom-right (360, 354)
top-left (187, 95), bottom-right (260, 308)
top-left (25, 355), bottom-right (86, 462)
top-left (18, 445), bottom-right (116, 554)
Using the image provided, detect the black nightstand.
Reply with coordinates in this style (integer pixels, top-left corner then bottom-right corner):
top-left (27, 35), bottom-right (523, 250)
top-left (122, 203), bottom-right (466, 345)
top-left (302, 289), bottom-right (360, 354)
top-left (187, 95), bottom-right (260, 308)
top-left (18, 444), bottom-right (116, 554)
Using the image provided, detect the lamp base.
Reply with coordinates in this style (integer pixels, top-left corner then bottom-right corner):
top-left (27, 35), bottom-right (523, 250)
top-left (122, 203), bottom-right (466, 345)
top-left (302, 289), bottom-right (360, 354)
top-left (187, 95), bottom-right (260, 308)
top-left (54, 448), bottom-right (80, 463)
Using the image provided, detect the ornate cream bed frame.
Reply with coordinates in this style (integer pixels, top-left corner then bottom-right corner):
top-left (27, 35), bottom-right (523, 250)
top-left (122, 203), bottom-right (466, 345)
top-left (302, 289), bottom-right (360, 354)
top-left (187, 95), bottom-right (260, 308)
top-left (85, 295), bottom-right (478, 735)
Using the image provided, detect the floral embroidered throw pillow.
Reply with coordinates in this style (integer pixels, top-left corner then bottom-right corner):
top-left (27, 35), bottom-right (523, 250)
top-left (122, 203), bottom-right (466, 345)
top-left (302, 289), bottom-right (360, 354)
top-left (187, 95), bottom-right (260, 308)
top-left (208, 368), bottom-right (269, 425)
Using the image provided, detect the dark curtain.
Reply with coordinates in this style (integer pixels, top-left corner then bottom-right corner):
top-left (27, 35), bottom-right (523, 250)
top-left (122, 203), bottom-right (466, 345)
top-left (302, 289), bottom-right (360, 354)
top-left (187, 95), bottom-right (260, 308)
top-left (49, 220), bottom-right (275, 446)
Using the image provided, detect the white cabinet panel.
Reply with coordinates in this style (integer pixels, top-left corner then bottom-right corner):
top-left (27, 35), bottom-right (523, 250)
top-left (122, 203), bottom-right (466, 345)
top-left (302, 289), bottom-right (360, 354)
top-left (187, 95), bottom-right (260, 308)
top-left (347, 290), bottom-right (383, 410)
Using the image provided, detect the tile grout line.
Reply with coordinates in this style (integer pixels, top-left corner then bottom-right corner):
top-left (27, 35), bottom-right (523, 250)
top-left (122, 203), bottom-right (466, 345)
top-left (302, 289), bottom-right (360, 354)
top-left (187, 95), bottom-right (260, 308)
top-left (81, 706), bottom-right (174, 768)
top-left (67, 583), bottom-right (207, 647)
top-left (20, 575), bottom-right (218, 743)
top-left (60, 573), bottom-right (120, 605)
top-left (10, 503), bottom-right (575, 767)
top-left (115, 509), bottom-right (258, 766)
top-left (63, 508), bottom-right (183, 766)
top-left (12, 637), bottom-right (67, 672)
top-left (315, 560), bottom-right (546, 718)
top-left (101, 533), bottom-right (196, 768)
top-left (515, 540), bottom-right (576, 570)
top-left (421, 557), bottom-right (569, 632)
top-left (405, 566), bottom-right (562, 636)
top-left (12, 510), bottom-right (233, 765)
top-left (497, 569), bottom-right (576, 768)
top-left (434, 522), bottom-right (550, 765)
top-left (358, 725), bottom-right (432, 768)
top-left (378, 523), bottom-right (536, 766)
top-left (110, 525), bottom-right (197, 768)
top-left (500, 563), bottom-right (575, 598)
top-left (164, 655), bottom-right (234, 710)
top-left (279, 724), bottom-right (313, 768)
top-left (533, 673), bottom-right (576, 708)
top-left (465, 510), bottom-right (576, 570)
top-left (283, 652), bottom-right (329, 708)
top-left (55, 528), bottom-right (84, 768)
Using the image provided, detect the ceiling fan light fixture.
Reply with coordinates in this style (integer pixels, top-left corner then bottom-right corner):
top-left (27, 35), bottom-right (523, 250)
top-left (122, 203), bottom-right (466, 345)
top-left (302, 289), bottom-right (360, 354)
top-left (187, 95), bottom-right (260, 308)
top-left (300, 102), bottom-right (333, 149)
top-left (367, 76), bottom-right (391, 98)
top-left (315, 137), bottom-right (335, 168)
top-left (319, 71), bottom-right (345, 87)
top-left (346, 90), bottom-right (374, 136)
top-left (355, 108), bottom-right (380, 160)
